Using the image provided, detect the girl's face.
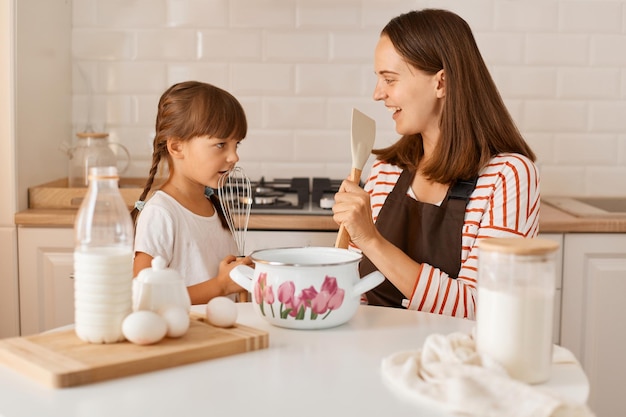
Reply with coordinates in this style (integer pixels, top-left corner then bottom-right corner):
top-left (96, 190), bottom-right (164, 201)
top-left (177, 135), bottom-right (241, 189)
top-left (372, 35), bottom-right (445, 141)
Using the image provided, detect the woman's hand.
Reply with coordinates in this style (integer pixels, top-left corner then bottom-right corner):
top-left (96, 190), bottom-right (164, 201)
top-left (332, 179), bottom-right (379, 247)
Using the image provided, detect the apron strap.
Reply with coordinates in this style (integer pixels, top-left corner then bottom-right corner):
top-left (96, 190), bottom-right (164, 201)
top-left (448, 177), bottom-right (478, 201)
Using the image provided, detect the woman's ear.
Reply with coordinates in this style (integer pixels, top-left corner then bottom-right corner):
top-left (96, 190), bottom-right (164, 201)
top-left (435, 69), bottom-right (446, 98)
top-left (167, 137), bottom-right (184, 159)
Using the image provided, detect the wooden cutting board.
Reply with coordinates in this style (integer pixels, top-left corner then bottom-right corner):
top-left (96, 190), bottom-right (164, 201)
top-left (0, 314), bottom-right (268, 388)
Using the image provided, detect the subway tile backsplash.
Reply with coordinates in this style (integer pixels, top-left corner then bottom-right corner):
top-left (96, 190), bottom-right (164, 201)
top-left (72, 0), bottom-right (626, 196)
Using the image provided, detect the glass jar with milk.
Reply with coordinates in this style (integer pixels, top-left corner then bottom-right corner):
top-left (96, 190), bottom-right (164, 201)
top-left (73, 166), bottom-right (134, 344)
top-left (476, 237), bottom-right (559, 384)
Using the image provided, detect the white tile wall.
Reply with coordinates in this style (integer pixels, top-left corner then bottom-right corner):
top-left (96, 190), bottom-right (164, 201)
top-left (71, 0), bottom-right (626, 196)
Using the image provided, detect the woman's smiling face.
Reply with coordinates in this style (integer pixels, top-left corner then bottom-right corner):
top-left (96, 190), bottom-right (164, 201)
top-left (372, 35), bottom-right (445, 140)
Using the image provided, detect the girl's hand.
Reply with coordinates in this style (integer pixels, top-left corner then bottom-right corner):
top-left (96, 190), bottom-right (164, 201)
top-left (188, 255), bottom-right (253, 304)
top-left (332, 179), bottom-right (379, 247)
top-left (216, 254), bottom-right (252, 295)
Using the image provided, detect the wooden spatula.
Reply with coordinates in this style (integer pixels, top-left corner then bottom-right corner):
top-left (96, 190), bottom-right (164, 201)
top-left (335, 108), bottom-right (376, 249)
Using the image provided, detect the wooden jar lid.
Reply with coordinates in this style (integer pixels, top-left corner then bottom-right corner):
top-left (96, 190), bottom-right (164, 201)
top-left (479, 237), bottom-right (559, 255)
top-left (76, 132), bottom-right (109, 139)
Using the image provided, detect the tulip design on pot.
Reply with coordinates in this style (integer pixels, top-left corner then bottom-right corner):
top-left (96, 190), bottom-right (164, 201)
top-left (254, 273), bottom-right (345, 320)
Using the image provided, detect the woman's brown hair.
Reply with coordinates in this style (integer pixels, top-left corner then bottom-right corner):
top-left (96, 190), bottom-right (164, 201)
top-left (130, 81), bottom-right (247, 225)
top-left (373, 9), bottom-right (535, 183)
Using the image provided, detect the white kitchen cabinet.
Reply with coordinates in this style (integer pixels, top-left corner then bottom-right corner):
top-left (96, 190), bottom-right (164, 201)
top-left (17, 227), bottom-right (74, 336)
top-left (1, 0), bottom-right (72, 338)
top-left (561, 233), bottom-right (626, 417)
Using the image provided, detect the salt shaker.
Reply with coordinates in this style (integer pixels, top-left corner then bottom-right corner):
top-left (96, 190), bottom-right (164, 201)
top-left (475, 237), bottom-right (559, 384)
top-left (73, 166), bottom-right (134, 343)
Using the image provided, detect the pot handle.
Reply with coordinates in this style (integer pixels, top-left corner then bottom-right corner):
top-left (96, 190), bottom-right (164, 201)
top-left (351, 271), bottom-right (385, 297)
top-left (229, 265), bottom-right (254, 293)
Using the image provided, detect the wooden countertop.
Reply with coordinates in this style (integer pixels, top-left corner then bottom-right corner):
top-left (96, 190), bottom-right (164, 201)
top-left (537, 204), bottom-right (626, 233)
top-left (13, 203), bottom-right (626, 233)
top-left (14, 209), bottom-right (339, 231)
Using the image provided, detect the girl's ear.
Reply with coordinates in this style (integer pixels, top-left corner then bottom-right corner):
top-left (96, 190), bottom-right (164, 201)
top-left (435, 69), bottom-right (446, 99)
top-left (167, 137), bottom-right (184, 159)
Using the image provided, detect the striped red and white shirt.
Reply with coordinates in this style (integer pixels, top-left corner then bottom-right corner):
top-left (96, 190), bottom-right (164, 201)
top-left (361, 153), bottom-right (540, 319)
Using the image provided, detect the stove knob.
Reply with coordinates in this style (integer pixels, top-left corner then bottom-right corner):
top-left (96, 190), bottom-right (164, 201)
top-left (319, 197), bottom-right (335, 209)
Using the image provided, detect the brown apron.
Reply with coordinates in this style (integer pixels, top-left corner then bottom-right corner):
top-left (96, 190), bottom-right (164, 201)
top-left (360, 169), bottom-right (477, 308)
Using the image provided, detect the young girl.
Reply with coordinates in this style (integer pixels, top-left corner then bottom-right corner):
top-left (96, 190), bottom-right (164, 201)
top-left (131, 81), bottom-right (251, 304)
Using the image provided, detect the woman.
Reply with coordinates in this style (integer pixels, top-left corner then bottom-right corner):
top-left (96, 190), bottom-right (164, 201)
top-left (332, 9), bottom-right (539, 319)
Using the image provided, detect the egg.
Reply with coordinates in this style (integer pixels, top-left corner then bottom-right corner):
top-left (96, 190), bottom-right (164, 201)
top-left (158, 305), bottom-right (190, 338)
top-left (206, 297), bottom-right (238, 328)
top-left (122, 310), bottom-right (168, 345)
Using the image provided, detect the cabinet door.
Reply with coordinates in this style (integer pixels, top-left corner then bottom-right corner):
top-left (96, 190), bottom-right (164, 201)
top-left (17, 227), bottom-right (74, 335)
top-left (561, 234), bottom-right (626, 416)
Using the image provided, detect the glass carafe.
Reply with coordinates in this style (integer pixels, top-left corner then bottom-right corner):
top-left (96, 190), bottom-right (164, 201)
top-left (68, 132), bottom-right (131, 187)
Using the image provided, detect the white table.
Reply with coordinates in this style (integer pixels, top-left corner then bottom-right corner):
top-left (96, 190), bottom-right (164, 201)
top-left (0, 304), bottom-right (589, 417)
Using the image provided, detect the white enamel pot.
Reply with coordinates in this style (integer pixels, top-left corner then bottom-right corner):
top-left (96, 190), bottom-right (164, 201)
top-left (230, 246), bottom-right (384, 330)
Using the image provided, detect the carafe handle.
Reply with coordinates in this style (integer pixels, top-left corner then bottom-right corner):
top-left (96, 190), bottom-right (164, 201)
top-left (109, 143), bottom-right (131, 175)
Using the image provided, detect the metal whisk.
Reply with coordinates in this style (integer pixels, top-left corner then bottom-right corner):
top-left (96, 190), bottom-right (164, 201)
top-left (217, 166), bottom-right (252, 257)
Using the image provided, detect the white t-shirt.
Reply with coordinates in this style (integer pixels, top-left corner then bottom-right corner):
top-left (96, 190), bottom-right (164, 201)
top-left (134, 190), bottom-right (238, 287)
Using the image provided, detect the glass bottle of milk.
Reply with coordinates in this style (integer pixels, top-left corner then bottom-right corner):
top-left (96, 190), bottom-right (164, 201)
top-left (73, 166), bottom-right (134, 343)
top-left (476, 238), bottom-right (559, 384)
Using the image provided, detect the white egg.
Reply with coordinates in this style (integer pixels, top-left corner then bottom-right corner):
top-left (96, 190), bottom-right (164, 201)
top-left (122, 310), bottom-right (167, 345)
top-left (206, 297), bottom-right (238, 328)
top-left (158, 305), bottom-right (190, 338)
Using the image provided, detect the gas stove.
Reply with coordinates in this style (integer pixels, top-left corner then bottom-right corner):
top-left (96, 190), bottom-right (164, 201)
top-left (247, 177), bottom-right (342, 215)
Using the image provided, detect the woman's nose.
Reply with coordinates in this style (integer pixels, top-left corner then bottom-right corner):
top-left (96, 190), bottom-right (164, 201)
top-left (373, 81), bottom-right (385, 101)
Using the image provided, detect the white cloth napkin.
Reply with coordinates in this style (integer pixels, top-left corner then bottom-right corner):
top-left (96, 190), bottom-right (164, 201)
top-left (381, 332), bottom-right (595, 417)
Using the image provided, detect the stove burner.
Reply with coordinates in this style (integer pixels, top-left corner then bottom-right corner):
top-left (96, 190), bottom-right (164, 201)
top-left (254, 190), bottom-right (284, 205)
top-left (249, 177), bottom-right (309, 210)
top-left (219, 176), bottom-right (344, 213)
top-left (251, 199), bottom-right (294, 209)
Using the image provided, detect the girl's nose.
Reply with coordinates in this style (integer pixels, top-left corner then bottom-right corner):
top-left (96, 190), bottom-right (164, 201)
top-left (228, 147), bottom-right (240, 164)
